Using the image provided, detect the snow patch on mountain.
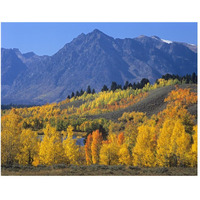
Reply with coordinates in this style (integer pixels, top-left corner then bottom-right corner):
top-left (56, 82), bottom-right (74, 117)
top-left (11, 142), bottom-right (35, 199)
top-left (161, 39), bottom-right (173, 44)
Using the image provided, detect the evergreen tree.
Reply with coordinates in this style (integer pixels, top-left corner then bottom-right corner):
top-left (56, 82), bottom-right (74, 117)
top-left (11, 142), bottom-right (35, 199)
top-left (132, 82), bottom-right (136, 90)
top-left (80, 89), bottom-right (84, 96)
top-left (117, 84), bottom-right (122, 90)
top-left (71, 92), bottom-right (75, 98)
top-left (128, 83), bottom-right (133, 88)
top-left (101, 85), bottom-right (109, 92)
top-left (192, 72), bottom-right (197, 83)
top-left (111, 81), bottom-right (117, 91)
top-left (92, 89), bottom-right (95, 94)
top-left (140, 78), bottom-right (150, 88)
top-left (87, 85), bottom-right (91, 94)
top-left (123, 81), bottom-right (129, 90)
top-left (76, 91), bottom-right (80, 97)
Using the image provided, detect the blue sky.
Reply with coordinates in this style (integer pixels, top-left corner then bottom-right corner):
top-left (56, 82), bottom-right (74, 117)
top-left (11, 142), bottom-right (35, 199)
top-left (1, 22), bottom-right (197, 56)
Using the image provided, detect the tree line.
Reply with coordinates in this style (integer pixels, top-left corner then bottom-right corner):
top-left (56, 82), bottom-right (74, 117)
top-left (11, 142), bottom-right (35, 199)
top-left (67, 72), bottom-right (197, 99)
top-left (160, 72), bottom-right (197, 84)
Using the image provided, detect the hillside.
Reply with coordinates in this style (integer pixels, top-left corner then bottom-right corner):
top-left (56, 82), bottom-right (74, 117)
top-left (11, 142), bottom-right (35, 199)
top-left (1, 79), bottom-right (198, 175)
top-left (85, 84), bottom-right (197, 121)
top-left (1, 29), bottom-right (197, 104)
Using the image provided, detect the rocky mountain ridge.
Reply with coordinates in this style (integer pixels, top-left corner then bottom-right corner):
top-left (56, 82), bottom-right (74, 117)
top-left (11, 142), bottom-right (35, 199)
top-left (1, 29), bottom-right (197, 104)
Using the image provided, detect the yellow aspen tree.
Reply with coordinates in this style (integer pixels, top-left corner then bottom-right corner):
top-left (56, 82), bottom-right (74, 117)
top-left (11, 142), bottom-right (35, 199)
top-left (100, 133), bottom-right (119, 165)
top-left (78, 146), bottom-right (86, 165)
top-left (132, 124), bottom-right (156, 167)
top-left (156, 119), bottom-right (176, 167)
top-left (100, 136), bottom-right (119, 165)
top-left (123, 122), bottom-right (139, 149)
top-left (39, 124), bottom-right (64, 165)
top-left (16, 129), bottom-right (39, 165)
top-left (63, 125), bottom-right (79, 165)
top-left (118, 144), bottom-right (132, 165)
top-left (85, 134), bottom-right (93, 165)
top-left (189, 125), bottom-right (197, 167)
top-left (1, 109), bottom-right (22, 165)
top-left (99, 141), bottom-right (110, 165)
top-left (99, 134), bottom-right (119, 165)
top-left (169, 120), bottom-right (191, 166)
top-left (91, 130), bottom-right (103, 164)
top-left (100, 142), bottom-right (119, 165)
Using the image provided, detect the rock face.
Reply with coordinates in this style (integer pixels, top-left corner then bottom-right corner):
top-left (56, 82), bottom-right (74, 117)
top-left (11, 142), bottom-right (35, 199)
top-left (1, 29), bottom-right (197, 104)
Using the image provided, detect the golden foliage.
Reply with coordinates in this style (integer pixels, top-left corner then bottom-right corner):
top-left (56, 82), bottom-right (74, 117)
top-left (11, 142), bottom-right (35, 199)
top-left (1, 109), bottom-right (22, 165)
top-left (63, 125), bottom-right (79, 165)
top-left (118, 144), bottom-right (132, 165)
top-left (85, 134), bottom-right (93, 165)
top-left (1, 81), bottom-right (197, 168)
top-left (189, 126), bottom-right (197, 167)
top-left (157, 119), bottom-right (175, 166)
top-left (132, 124), bottom-right (157, 167)
top-left (39, 124), bottom-right (64, 165)
top-left (99, 134), bottom-right (119, 165)
top-left (16, 129), bottom-right (39, 165)
top-left (91, 130), bottom-right (103, 164)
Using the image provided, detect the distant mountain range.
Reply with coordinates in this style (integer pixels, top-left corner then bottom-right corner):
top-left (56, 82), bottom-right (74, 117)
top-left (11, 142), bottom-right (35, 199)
top-left (1, 29), bottom-right (197, 105)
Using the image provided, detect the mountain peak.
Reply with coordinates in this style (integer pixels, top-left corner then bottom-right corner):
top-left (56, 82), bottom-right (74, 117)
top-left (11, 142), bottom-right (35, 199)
top-left (87, 29), bottom-right (114, 41)
top-left (1, 30), bottom-right (197, 105)
top-left (92, 29), bottom-right (103, 34)
top-left (90, 29), bottom-right (111, 38)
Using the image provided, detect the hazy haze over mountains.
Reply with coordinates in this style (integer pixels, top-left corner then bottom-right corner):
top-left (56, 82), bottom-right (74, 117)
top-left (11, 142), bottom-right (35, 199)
top-left (1, 29), bottom-right (197, 105)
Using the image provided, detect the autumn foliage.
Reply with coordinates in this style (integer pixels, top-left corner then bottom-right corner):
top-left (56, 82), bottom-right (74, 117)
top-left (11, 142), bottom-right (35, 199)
top-left (1, 82), bottom-right (197, 168)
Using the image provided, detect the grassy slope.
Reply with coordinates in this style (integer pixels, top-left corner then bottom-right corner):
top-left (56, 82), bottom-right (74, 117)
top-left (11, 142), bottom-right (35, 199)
top-left (60, 84), bottom-right (197, 122)
top-left (1, 165), bottom-right (197, 176)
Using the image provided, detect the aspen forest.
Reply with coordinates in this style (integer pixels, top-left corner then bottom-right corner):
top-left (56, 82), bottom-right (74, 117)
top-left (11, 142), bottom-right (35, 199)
top-left (1, 76), bottom-right (197, 175)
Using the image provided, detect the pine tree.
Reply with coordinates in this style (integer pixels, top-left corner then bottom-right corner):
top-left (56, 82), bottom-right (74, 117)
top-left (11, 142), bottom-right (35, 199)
top-left (80, 89), bottom-right (84, 96)
top-left (87, 85), bottom-right (91, 94)
top-left (123, 81), bottom-right (129, 90)
top-left (192, 72), bottom-right (197, 83)
top-left (76, 91), bottom-right (80, 97)
top-left (71, 92), bottom-right (75, 98)
top-left (110, 82), bottom-right (117, 91)
top-left (140, 78), bottom-right (150, 88)
top-left (101, 85), bottom-right (109, 92)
